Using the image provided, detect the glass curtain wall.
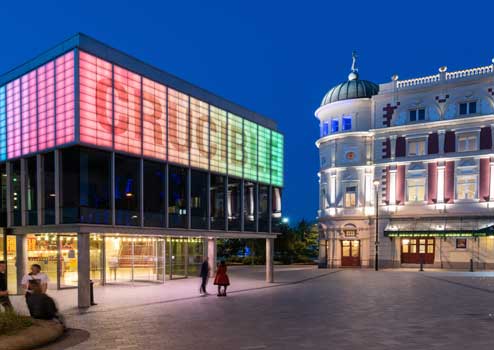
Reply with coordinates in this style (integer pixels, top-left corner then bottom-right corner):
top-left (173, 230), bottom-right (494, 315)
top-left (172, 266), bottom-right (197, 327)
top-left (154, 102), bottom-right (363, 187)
top-left (272, 187), bottom-right (282, 232)
top-left (90, 235), bottom-right (104, 284)
top-left (244, 181), bottom-right (257, 232)
top-left (58, 235), bottom-right (78, 288)
top-left (60, 148), bottom-right (79, 223)
top-left (191, 170), bottom-right (208, 229)
top-left (168, 166), bottom-right (188, 228)
top-left (6, 235), bottom-right (16, 294)
top-left (210, 174), bottom-right (226, 230)
top-left (187, 238), bottom-right (204, 276)
top-left (259, 185), bottom-right (270, 232)
top-left (26, 157), bottom-right (37, 225)
top-left (115, 155), bottom-right (140, 226)
top-left (11, 160), bottom-right (21, 226)
top-left (0, 164), bottom-right (6, 227)
top-left (228, 177), bottom-right (241, 231)
top-left (143, 160), bottom-right (166, 227)
top-left (80, 148), bottom-right (111, 224)
top-left (105, 236), bottom-right (164, 283)
top-left (43, 152), bottom-right (55, 225)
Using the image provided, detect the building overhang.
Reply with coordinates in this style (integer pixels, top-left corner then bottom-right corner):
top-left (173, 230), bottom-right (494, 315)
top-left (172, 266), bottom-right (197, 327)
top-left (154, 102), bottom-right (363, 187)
top-left (384, 218), bottom-right (494, 238)
top-left (7, 224), bottom-right (278, 239)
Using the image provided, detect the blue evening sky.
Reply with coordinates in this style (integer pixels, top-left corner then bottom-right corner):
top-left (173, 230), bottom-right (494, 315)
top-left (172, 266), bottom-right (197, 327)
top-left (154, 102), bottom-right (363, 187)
top-left (1, 0), bottom-right (493, 223)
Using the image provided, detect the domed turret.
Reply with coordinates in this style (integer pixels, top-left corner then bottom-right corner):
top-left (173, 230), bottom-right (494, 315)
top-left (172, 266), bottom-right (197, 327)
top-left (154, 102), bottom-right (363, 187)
top-left (321, 51), bottom-right (379, 106)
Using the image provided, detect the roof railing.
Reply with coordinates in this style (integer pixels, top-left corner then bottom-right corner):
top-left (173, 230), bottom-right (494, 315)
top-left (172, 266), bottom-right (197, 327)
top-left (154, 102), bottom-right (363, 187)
top-left (391, 59), bottom-right (494, 90)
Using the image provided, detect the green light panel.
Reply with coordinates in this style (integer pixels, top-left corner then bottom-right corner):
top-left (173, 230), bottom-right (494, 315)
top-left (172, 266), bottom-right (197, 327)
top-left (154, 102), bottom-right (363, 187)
top-left (243, 119), bottom-right (258, 180)
top-left (228, 113), bottom-right (243, 177)
top-left (209, 105), bottom-right (227, 174)
top-left (257, 126), bottom-right (271, 184)
top-left (270, 131), bottom-right (283, 186)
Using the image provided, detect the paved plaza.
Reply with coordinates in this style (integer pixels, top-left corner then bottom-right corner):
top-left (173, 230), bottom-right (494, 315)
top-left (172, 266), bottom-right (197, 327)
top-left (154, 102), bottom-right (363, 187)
top-left (10, 266), bottom-right (494, 350)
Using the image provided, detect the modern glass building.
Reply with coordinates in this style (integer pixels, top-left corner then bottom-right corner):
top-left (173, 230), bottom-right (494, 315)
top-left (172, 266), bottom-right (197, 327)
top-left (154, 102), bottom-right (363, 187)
top-left (0, 33), bottom-right (283, 307)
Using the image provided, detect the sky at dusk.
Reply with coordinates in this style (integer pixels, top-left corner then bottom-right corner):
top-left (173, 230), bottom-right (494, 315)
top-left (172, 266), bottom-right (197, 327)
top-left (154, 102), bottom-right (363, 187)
top-left (1, 0), bottom-right (493, 223)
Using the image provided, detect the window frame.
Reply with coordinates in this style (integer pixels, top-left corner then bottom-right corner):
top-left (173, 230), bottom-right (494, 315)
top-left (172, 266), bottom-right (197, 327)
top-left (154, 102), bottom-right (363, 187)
top-left (458, 101), bottom-right (478, 116)
top-left (409, 108), bottom-right (426, 122)
top-left (455, 174), bottom-right (477, 201)
top-left (342, 116), bottom-right (352, 131)
top-left (406, 177), bottom-right (426, 203)
top-left (407, 138), bottom-right (426, 157)
top-left (343, 185), bottom-right (357, 208)
top-left (331, 118), bottom-right (339, 133)
top-left (457, 133), bottom-right (478, 152)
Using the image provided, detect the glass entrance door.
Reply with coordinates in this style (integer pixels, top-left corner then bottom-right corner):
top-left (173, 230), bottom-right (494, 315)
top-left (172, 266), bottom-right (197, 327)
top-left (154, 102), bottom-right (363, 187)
top-left (341, 240), bottom-right (361, 267)
top-left (4, 234), bottom-right (17, 295)
top-left (58, 235), bottom-right (78, 288)
top-left (170, 239), bottom-right (187, 279)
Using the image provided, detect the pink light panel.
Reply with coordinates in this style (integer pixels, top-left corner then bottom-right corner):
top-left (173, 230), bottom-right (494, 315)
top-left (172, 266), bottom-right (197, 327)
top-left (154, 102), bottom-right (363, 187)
top-left (21, 71), bottom-right (37, 154)
top-left (55, 51), bottom-right (75, 145)
top-left (37, 61), bottom-right (56, 150)
top-left (142, 78), bottom-right (166, 160)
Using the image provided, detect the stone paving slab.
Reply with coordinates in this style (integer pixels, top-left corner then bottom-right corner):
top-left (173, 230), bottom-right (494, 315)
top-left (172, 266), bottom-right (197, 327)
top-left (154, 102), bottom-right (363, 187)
top-left (12, 267), bottom-right (494, 350)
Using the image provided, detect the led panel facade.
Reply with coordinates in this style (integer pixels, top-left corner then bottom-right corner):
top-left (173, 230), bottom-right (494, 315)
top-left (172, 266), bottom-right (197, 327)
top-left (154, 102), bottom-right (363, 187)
top-left (243, 119), bottom-right (258, 181)
top-left (228, 113), bottom-right (243, 178)
top-left (270, 131), bottom-right (284, 187)
top-left (0, 48), bottom-right (283, 186)
top-left (257, 126), bottom-right (271, 184)
top-left (209, 105), bottom-right (227, 174)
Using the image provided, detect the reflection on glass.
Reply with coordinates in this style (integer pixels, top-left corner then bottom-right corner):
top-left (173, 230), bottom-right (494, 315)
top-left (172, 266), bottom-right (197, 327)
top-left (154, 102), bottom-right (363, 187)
top-left (272, 187), bottom-right (282, 232)
top-left (59, 235), bottom-right (78, 288)
top-left (244, 181), bottom-right (256, 232)
top-left (90, 235), bottom-right (103, 283)
top-left (6, 235), bottom-right (16, 294)
top-left (228, 177), bottom-right (241, 231)
top-left (26, 234), bottom-right (58, 288)
top-left (11, 160), bottom-right (21, 226)
top-left (170, 239), bottom-right (186, 278)
top-left (210, 175), bottom-right (225, 230)
top-left (169, 166), bottom-right (188, 228)
top-left (26, 157), bottom-right (37, 225)
top-left (0, 164), bottom-right (6, 227)
top-left (187, 239), bottom-right (204, 277)
top-left (61, 148), bottom-right (79, 223)
top-left (115, 155), bottom-right (140, 226)
top-left (259, 185), bottom-right (269, 232)
top-left (43, 153), bottom-right (55, 225)
top-left (191, 170), bottom-right (208, 229)
top-left (144, 161), bottom-right (166, 227)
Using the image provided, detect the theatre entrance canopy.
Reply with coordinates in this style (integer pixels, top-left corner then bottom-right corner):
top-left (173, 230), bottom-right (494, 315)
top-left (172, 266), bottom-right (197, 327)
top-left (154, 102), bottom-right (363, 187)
top-left (384, 218), bottom-right (494, 238)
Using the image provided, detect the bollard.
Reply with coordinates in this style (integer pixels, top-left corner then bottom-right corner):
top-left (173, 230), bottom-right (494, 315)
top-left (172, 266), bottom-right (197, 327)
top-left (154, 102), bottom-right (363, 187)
top-left (419, 256), bottom-right (424, 272)
top-left (90, 280), bottom-right (97, 306)
top-left (470, 259), bottom-right (474, 272)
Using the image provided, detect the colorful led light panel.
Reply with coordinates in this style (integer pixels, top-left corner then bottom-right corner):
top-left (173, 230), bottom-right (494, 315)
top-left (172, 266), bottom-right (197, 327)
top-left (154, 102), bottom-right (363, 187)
top-left (37, 60), bottom-right (56, 151)
top-left (6, 79), bottom-right (21, 159)
top-left (21, 71), bottom-right (37, 154)
top-left (257, 126), bottom-right (271, 184)
top-left (227, 113), bottom-right (243, 177)
top-left (168, 88), bottom-right (189, 165)
top-left (243, 119), bottom-right (258, 180)
top-left (143, 77), bottom-right (166, 160)
top-left (270, 131), bottom-right (284, 187)
top-left (0, 86), bottom-right (6, 161)
top-left (55, 51), bottom-right (75, 145)
top-left (209, 105), bottom-right (227, 174)
top-left (190, 97), bottom-right (209, 170)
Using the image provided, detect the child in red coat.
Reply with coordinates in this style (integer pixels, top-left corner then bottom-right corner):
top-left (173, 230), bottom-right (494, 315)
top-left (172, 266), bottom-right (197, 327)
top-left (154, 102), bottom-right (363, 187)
top-left (214, 260), bottom-right (230, 296)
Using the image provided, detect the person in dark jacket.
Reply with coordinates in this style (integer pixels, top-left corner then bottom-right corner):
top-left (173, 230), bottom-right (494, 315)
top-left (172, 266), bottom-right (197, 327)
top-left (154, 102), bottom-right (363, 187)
top-left (199, 257), bottom-right (210, 295)
top-left (0, 261), bottom-right (13, 312)
top-left (26, 280), bottom-right (65, 327)
top-left (213, 260), bottom-right (230, 297)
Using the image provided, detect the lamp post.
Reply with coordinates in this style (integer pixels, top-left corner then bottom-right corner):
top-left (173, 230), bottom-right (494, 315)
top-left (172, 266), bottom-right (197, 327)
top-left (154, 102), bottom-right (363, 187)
top-left (373, 179), bottom-right (380, 271)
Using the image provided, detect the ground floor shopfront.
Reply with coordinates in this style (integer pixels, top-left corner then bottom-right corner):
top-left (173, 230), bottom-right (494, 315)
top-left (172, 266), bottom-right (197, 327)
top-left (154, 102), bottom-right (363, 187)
top-left (318, 218), bottom-right (494, 269)
top-left (1, 228), bottom-right (276, 307)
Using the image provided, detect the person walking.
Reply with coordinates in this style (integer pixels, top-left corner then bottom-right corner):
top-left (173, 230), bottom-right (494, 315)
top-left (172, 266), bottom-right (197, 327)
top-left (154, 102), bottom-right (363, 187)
top-left (214, 260), bottom-right (230, 297)
top-left (199, 257), bottom-right (210, 295)
top-left (22, 264), bottom-right (49, 305)
top-left (0, 261), bottom-right (13, 312)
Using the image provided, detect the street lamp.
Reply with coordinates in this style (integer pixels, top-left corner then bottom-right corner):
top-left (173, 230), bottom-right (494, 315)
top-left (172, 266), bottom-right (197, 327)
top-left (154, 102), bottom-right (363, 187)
top-left (373, 179), bottom-right (380, 271)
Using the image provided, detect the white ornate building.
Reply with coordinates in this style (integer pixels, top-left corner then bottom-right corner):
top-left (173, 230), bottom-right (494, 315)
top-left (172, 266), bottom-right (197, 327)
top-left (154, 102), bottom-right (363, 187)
top-left (316, 55), bottom-right (494, 269)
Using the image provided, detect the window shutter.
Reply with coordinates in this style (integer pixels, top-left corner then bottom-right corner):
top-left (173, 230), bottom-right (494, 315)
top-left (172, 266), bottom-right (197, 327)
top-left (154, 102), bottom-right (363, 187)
top-left (395, 137), bottom-right (406, 157)
top-left (444, 131), bottom-right (456, 153)
top-left (480, 127), bottom-right (492, 150)
top-left (479, 158), bottom-right (490, 201)
top-left (428, 132), bottom-right (438, 154)
top-left (396, 165), bottom-right (405, 205)
top-left (427, 163), bottom-right (437, 204)
top-left (382, 138), bottom-right (391, 159)
top-left (444, 161), bottom-right (455, 203)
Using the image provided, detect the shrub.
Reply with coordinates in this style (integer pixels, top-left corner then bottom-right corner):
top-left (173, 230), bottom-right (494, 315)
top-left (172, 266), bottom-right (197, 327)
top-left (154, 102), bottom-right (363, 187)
top-left (0, 311), bottom-right (33, 336)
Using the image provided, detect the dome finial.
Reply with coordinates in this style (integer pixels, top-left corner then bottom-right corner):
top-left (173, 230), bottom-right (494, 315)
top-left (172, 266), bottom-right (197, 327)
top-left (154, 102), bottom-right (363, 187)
top-left (348, 50), bottom-right (359, 81)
